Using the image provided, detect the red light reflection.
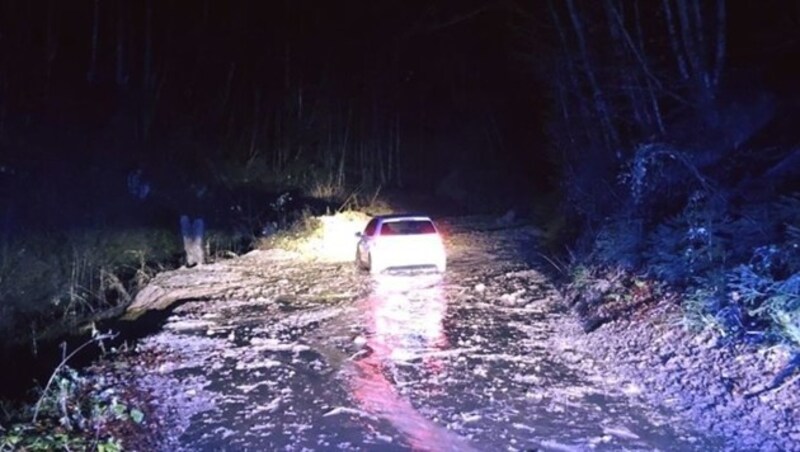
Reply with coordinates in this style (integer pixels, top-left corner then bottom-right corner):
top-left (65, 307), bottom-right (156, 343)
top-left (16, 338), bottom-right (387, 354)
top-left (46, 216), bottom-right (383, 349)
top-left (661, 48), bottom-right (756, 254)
top-left (347, 274), bottom-right (466, 450)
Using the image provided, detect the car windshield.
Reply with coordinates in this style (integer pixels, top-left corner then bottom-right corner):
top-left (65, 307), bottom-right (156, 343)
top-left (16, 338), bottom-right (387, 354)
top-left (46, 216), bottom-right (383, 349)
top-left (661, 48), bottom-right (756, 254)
top-left (380, 220), bottom-right (436, 235)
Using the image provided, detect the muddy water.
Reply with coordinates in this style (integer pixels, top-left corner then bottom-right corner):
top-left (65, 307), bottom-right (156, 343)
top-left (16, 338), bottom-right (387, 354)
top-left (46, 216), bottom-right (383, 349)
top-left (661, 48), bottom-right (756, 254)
top-left (114, 223), bottom-right (722, 451)
top-left (324, 268), bottom-right (721, 452)
top-left (333, 274), bottom-right (476, 451)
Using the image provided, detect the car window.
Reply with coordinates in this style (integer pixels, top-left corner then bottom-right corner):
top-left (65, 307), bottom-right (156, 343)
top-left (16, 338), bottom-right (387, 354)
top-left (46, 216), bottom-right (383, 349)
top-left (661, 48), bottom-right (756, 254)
top-left (364, 219), bottom-right (378, 236)
top-left (379, 220), bottom-right (436, 235)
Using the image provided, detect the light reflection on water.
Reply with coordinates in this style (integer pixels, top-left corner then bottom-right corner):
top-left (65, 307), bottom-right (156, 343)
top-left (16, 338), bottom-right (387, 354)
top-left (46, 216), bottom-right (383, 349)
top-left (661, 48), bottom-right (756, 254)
top-left (347, 272), bottom-right (472, 451)
top-left (369, 273), bottom-right (448, 364)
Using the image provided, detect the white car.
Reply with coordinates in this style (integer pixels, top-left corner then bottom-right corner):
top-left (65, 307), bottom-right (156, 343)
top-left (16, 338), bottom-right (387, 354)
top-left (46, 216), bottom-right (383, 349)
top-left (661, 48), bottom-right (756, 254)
top-left (355, 215), bottom-right (447, 274)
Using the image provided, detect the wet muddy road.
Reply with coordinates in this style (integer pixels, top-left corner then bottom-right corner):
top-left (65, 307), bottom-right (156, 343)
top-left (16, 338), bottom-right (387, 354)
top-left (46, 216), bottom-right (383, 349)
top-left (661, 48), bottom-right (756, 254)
top-left (131, 220), bottom-right (719, 451)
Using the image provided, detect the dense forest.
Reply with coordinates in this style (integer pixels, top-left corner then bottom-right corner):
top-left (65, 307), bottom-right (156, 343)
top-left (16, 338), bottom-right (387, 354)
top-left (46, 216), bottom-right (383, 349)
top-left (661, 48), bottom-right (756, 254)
top-left (1, 0), bottom-right (800, 359)
top-left (539, 0), bottom-right (800, 346)
top-left (0, 0), bottom-right (542, 345)
top-left (0, 0), bottom-right (541, 229)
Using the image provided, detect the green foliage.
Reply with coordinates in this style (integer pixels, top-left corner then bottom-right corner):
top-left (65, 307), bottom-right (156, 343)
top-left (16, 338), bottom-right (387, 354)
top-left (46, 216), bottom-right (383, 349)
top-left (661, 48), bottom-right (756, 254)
top-left (726, 255), bottom-right (800, 345)
top-left (210, 154), bottom-right (349, 201)
top-left (681, 269), bottom-right (734, 333)
top-left (570, 265), bottom-right (592, 288)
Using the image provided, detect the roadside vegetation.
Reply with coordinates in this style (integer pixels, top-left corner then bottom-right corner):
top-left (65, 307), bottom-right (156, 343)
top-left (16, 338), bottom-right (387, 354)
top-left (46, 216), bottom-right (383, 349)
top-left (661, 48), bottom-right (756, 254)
top-left (560, 176), bottom-right (800, 348)
top-left (0, 331), bottom-right (155, 452)
top-left (0, 229), bottom-right (180, 349)
top-left (537, 2), bottom-right (800, 352)
top-left (0, 144), bottom-right (370, 450)
top-left (258, 209), bottom-right (371, 262)
top-left (0, 144), bottom-right (391, 448)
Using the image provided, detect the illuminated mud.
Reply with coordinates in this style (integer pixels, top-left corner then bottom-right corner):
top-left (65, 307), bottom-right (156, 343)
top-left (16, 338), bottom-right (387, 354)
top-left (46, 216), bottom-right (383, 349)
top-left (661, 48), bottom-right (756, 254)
top-left (115, 220), bottom-right (722, 450)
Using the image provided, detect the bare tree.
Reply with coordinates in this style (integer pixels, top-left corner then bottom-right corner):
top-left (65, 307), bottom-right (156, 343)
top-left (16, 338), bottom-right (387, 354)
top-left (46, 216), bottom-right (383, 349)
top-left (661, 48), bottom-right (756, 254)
top-left (538, 0), bottom-right (730, 223)
top-left (115, 0), bottom-right (127, 86)
top-left (565, 0), bottom-right (619, 155)
top-left (672, 0), bottom-right (726, 101)
top-left (43, 0), bottom-right (59, 97)
top-left (87, 0), bottom-right (100, 83)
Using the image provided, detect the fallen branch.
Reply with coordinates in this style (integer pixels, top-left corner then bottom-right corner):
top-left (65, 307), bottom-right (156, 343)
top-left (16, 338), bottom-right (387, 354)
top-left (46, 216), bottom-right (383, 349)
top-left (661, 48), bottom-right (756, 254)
top-left (32, 330), bottom-right (116, 424)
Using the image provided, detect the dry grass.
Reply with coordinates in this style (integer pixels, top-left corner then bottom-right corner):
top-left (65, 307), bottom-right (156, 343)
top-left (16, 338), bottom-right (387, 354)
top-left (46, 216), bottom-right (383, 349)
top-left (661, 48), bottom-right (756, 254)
top-left (0, 228), bottom-right (181, 342)
top-left (258, 210), bottom-right (372, 263)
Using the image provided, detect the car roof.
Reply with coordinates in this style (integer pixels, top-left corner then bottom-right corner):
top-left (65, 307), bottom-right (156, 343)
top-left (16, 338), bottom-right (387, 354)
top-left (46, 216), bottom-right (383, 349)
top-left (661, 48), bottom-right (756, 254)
top-left (373, 213), bottom-right (433, 222)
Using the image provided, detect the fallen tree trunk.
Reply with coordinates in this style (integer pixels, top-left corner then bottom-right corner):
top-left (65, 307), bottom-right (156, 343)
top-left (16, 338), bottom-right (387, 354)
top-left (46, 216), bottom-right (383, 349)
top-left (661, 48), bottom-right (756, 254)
top-left (123, 250), bottom-right (296, 319)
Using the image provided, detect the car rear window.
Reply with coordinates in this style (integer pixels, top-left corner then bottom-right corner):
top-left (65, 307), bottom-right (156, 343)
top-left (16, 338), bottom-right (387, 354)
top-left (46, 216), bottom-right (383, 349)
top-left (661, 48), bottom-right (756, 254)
top-left (364, 218), bottom-right (379, 236)
top-left (379, 220), bottom-right (437, 235)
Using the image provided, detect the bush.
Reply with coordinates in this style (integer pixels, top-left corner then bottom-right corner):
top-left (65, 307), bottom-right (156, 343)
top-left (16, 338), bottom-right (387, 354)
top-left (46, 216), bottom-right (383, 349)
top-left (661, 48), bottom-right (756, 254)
top-left (0, 334), bottom-right (144, 451)
top-left (569, 139), bottom-right (800, 349)
top-left (621, 143), bottom-right (713, 214)
top-left (644, 192), bottom-right (731, 284)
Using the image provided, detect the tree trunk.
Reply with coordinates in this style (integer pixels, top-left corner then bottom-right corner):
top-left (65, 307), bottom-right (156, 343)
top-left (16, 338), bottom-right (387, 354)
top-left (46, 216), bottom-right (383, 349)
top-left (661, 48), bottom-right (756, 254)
top-left (565, 0), bottom-right (619, 155)
top-left (115, 0), bottom-right (126, 86)
top-left (395, 114), bottom-right (402, 187)
top-left (712, 0), bottom-right (726, 87)
top-left (140, 0), bottom-right (155, 141)
top-left (662, 0), bottom-right (689, 80)
top-left (337, 106), bottom-right (351, 189)
top-left (87, 0), bottom-right (100, 83)
top-left (632, 0), bottom-right (665, 134)
top-left (44, 0), bottom-right (58, 97)
top-left (143, 0), bottom-right (153, 90)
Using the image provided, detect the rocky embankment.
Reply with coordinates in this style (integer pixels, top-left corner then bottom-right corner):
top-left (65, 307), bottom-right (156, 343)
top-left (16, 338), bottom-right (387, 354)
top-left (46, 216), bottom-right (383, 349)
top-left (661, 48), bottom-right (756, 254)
top-left (557, 297), bottom-right (800, 451)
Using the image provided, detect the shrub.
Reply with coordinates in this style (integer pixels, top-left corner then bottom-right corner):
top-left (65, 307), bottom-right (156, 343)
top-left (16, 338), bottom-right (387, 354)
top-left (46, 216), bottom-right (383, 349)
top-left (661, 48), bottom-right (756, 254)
top-left (726, 250), bottom-right (800, 346)
top-left (649, 195), bottom-right (800, 345)
top-left (643, 191), bottom-right (731, 284)
top-left (621, 143), bottom-right (711, 206)
top-left (0, 333), bottom-right (144, 451)
top-left (572, 138), bottom-right (800, 349)
top-left (593, 217), bottom-right (645, 270)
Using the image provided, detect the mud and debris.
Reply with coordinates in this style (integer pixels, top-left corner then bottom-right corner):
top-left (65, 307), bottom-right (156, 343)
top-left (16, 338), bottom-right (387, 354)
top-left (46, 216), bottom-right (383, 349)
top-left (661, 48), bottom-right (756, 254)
top-left (96, 218), bottom-right (740, 450)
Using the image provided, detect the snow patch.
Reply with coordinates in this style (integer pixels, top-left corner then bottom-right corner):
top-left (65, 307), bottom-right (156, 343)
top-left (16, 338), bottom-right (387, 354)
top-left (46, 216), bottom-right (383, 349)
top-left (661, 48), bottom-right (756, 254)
top-left (513, 374), bottom-right (542, 384)
top-left (537, 440), bottom-right (582, 452)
